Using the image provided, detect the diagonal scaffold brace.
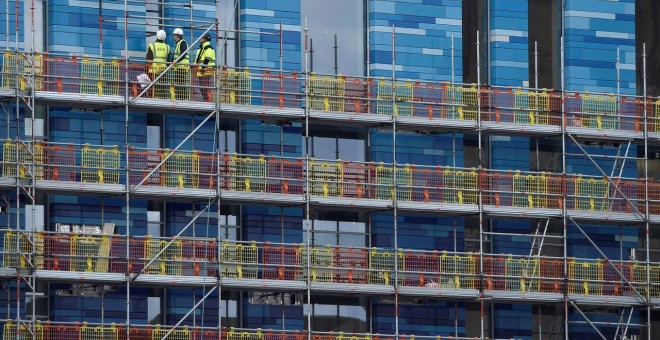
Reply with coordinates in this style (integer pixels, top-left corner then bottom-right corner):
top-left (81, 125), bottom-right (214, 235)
top-left (569, 216), bottom-right (646, 302)
top-left (159, 285), bottom-right (219, 340)
top-left (127, 196), bottom-right (218, 284)
top-left (569, 300), bottom-right (607, 340)
top-left (565, 133), bottom-right (645, 220)
top-left (130, 109), bottom-right (217, 193)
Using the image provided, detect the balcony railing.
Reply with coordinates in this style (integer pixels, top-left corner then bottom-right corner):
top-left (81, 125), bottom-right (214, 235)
top-left (2, 51), bottom-right (659, 135)
top-left (1, 322), bottom-right (481, 340)
top-left (2, 141), bottom-right (659, 217)
top-left (3, 232), bottom-right (659, 298)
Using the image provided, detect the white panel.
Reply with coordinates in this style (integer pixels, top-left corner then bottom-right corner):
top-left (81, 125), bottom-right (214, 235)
top-left (24, 118), bottom-right (45, 138)
top-left (25, 204), bottom-right (44, 231)
top-left (147, 296), bottom-right (161, 324)
top-left (147, 126), bottom-right (161, 149)
top-left (147, 211), bottom-right (161, 237)
top-left (23, 0), bottom-right (45, 52)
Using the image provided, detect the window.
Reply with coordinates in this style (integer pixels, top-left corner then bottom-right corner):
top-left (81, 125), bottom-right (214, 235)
top-left (304, 220), bottom-right (366, 247)
top-left (304, 304), bottom-right (368, 333)
top-left (220, 298), bottom-right (239, 327)
top-left (303, 135), bottom-right (366, 161)
top-left (301, 0), bottom-right (365, 75)
top-left (219, 130), bottom-right (238, 153)
top-left (528, 0), bottom-right (560, 89)
top-left (217, 1), bottom-right (238, 67)
top-left (219, 214), bottom-right (239, 241)
top-left (636, 0), bottom-right (660, 96)
top-left (147, 210), bottom-right (162, 237)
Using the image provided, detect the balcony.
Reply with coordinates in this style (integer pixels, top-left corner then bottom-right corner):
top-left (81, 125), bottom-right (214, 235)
top-left (2, 231), bottom-right (657, 306)
top-left (0, 52), bottom-right (658, 142)
top-left (1, 323), bottom-right (477, 340)
top-left (1, 141), bottom-right (657, 224)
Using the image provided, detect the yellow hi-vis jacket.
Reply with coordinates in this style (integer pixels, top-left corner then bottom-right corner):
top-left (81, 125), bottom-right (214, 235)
top-left (195, 41), bottom-right (216, 76)
top-left (173, 39), bottom-right (190, 68)
top-left (148, 40), bottom-right (170, 73)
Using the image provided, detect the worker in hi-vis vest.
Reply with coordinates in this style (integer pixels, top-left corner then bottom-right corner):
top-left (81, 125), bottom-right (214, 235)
top-left (146, 29), bottom-right (171, 98)
top-left (195, 33), bottom-right (216, 101)
top-left (171, 28), bottom-right (190, 100)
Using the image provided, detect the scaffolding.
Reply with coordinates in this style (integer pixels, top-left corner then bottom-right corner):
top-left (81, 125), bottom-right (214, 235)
top-left (0, 1), bottom-right (657, 340)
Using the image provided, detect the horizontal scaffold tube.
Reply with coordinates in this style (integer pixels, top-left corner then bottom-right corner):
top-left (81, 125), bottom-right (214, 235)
top-left (1, 50), bottom-right (659, 138)
top-left (1, 141), bottom-right (660, 222)
top-left (1, 322), bottom-right (482, 340)
top-left (3, 231), bottom-right (659, 300)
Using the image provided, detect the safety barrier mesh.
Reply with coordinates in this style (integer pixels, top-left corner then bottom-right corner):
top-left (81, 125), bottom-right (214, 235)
top-left (308, 160), bottom-right (342, 197)
top-left (228, 155), bottom-right (267, 192)
top-left (143, 238), bottom-right (183, 275)
top-left (1, 52), bottom-right (43, 90)
top-left (309, 75), bottom-right (345, 112)
top-left (221, 242), bottom-right (258, 279)
top-left (375, 164), bottom-right (412, 201)
top-left (80, 58), bottom-right (121, 96)
top-left (399, 251), bottom-right (441, 287)
top-left (512, 171), bottom-right (549, 208)
top-left (152, 327), bottom-right (190, 340)
top-left (443, 168), bottom-right (477, 205)
top-left (227, 328), bottom-right (264, 340)
top-left (163, 150), bottom-right (200, 189)
top-left (2, 140), bottom-right (44, 179)
top-left (262, 244), bottom-right (302, 280)
top-left (568, 259), bottom-right (603, 295)
top-left (220, 68), bottom-right (251, 105)
top-left (513, 90), bottom-right (549, 125)
top-left (70, 235), bottom-right (111, 273)
top-left (445, 86), bottom-right (478, 120)
top-left (376, 80), bottom-right (413, 116)
top-left (572, 176), bottom-right (609, 211)
top-left (440, 252), bottom-right (477, 289)
top-left (369, 250), bottom-right (394, 285)
top-left (81, 324), bottom-right (118, 340)
top-left (81, 145), bottom-right (121, 184)
top-left (262, 71), bottom-right (300, 108)
top-left (2, 322), bottom-right (43, 340)
top-left (301, 247), bottom-right (334, 283)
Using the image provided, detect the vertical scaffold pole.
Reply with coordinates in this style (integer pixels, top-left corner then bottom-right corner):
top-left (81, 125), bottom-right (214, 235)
top-left (29, 0), bottom-right (37, 330)
top-left (643, 42), bottom-right (652, 340)
top-left (7, 0), bottom-right (22, 334)
top-left (476, 30), bottom-right (485, 340)
top-left (560, 35), bottom-right (569, 340)
top-left (534, 40), bottom-right (538, 90)
top-left (218, 1), bottom-right (228, 334)
top-left (451, 35), bottom-right (455, 83)
top-left (391, 24), bottom-right (399, 340)
top-left (123, 0), bottom-right (131, 335)
top-left (303, 17), bottom-right (312, 340)
top-left (13, 0), bottom-right (20, 335)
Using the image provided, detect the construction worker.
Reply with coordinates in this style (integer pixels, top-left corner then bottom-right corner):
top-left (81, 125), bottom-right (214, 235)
top-left (171, 28), bottom-right (190, 100)
top-left (146, 29), bottom-right (171, 98)
top-left (195, 33), bottom-right (216, 101)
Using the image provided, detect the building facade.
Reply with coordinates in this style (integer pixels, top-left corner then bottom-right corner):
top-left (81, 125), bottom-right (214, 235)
top-left (0, 0), bottom-right (658, 339)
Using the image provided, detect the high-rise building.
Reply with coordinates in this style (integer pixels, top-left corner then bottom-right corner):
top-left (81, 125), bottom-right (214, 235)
top-left (0, 0), bottom-right (657, 339)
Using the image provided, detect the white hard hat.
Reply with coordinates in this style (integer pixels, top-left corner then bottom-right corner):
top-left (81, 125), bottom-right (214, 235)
top-left (173, 28), bottom-right (184, 36)
top-left (156, 30), bottom-right (166, 40)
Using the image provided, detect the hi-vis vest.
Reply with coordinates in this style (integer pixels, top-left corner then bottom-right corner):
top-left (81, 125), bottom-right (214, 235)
top-left (195, 41), bottom-right (216, 76)
top-left (149, 41), bottom-right (170, 72)
top-left (174, 39), bottom-right (189, 66)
